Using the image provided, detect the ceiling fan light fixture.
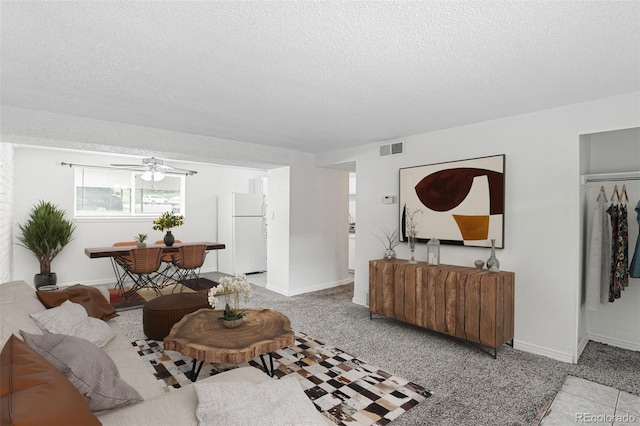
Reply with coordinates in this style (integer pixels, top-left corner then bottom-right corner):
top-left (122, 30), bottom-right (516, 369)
top-left (141, 170), bottom-right (165, 182)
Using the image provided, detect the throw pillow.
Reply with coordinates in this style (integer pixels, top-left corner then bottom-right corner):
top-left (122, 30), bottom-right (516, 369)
top-left (20, 331), bottom-right (143, 412)
top-left (30, 300), bottom-right (115, 347)
top-left (1, 335), bottom-right (100, 425)
top-left (37, 284), bottom-right (118, 321)
top-left (194, 376), bottom-right (329, 426)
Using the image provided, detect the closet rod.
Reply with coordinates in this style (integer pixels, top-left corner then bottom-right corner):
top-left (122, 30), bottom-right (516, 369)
top-left (582, 171), bottom-right (640, 184)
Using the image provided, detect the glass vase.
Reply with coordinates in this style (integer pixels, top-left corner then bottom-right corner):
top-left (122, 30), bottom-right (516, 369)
top-left (408, 234), bottom-right (417, 264)
top-left (383, 248), bottom-right (397, 261)
top-left (486, 239), bottom-right (500, 271)
top-left (426, 238), bottom-right (440, 266)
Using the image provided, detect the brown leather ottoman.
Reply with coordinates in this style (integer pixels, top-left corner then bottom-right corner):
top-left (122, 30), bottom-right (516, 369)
top-left (143, 293), bottom-right (211, 340)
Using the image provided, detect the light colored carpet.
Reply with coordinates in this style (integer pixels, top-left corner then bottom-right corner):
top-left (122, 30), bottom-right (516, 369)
top-left (115, 272), bottom-right (640, 425)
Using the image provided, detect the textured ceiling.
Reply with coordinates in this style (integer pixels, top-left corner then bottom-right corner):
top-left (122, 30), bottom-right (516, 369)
top-left (1, 1), bottom-right (639, 154)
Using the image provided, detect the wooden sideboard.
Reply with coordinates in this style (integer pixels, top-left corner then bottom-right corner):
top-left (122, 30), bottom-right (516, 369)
top-left (369, 259), bottom-right (515, 357)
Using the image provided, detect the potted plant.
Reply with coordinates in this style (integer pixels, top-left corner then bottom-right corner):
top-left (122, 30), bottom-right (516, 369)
top-left (207, 274), bottom-right (253, 328)
top-left (134, 233), bottom-right (148, 248)
top-left (17, 201), bottom-right (76, 289)
top-left (152, 211), bottom-right (184, 246)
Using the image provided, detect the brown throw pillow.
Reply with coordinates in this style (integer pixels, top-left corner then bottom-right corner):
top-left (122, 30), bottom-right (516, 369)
top-left (20, 331), bottom-right (143, 412)
top-left (37, 284), bottom-right (117, 321)
top-left (0, 334), bottom-right (100, 425)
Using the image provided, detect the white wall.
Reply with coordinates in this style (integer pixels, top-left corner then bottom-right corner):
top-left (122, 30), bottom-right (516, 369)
top-left (579, 128), bottom-right (640, 353)
top-left (0, 144), bottom-right (14, 283)
top-left (10, 145), bottom-right (267, 286)
top-left (267, 157), bottom-right (351, 296)
top-left (266, 166), bottom-right (291, 294)
top-left (319, 92), bottom-right (640, 363)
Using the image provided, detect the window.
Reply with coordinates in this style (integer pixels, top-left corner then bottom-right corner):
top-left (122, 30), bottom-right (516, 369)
top-left (74, 168), bottom-right (185, 218)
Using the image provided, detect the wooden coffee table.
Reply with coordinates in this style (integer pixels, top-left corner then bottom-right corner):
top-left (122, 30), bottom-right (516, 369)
top-left (163, 308), bottom-right (295, 381)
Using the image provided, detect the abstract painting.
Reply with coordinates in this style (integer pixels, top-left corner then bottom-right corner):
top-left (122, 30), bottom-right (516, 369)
top-left (399, 154), bottom-right (505, 248)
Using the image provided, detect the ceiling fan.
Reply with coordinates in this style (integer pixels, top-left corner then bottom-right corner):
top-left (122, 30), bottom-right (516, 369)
top-left (110, 157), bottom-right (198, 181)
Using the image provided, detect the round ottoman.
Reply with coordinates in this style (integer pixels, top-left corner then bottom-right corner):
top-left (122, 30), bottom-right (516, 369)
top-left (143, 293), bottom-right (211, 340)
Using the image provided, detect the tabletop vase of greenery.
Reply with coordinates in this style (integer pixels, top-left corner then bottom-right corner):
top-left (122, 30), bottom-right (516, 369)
top-left (152, 211), bottom-right (184, 246)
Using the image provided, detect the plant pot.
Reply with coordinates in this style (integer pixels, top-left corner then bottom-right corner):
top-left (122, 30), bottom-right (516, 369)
top-left (34, 273), bottom-right (57, 289)
top-left (164, 231), bottom-right (175, 246)
top-left (222, 318), bottom-right (243, 329)
top-left (137, 243), bottom-right (147, 248)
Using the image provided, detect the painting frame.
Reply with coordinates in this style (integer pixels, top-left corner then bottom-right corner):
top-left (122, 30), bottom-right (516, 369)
top-left (399, 154), bottom-right (505, 248)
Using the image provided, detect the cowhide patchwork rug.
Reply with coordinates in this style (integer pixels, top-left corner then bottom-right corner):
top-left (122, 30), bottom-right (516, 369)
top-left (132, 331), bottom-right (432, 425)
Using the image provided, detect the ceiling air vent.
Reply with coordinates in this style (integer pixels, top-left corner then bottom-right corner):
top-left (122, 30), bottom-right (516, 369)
top-left (379, 141), bottom-right (404, 156)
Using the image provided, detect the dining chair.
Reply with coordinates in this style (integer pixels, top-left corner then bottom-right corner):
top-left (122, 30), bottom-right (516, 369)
top-left (155, 239), bottom-right (182, 284)
top-left (121, 247), bottom-right (164, 299)
top-left (174, 244), bottom-right (208, 283)
top-left (111, 241), bottom-right (137, 295)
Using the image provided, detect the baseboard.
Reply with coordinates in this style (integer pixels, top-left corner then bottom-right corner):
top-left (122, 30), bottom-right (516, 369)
top-left (352, 295), bottom-right (367, 306)
top-left (576, 335), bottom-right (590, 362)
top-left (267, 278), bottom-right (352, 297)
top-left (514, 339), bottom-right (574, 364)
top-left (588, 333), bottom-right (640, 352)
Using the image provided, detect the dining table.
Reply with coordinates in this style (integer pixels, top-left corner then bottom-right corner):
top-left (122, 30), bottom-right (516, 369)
top-left (84, 241), bottom-right (225, 258)
top-left (85, 241), bottom-right (226, 297)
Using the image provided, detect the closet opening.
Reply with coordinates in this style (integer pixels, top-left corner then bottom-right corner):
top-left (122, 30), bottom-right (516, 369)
top-left (578, 127), bottom-right (640, 359)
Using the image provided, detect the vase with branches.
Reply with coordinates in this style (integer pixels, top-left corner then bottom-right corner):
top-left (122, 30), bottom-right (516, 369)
top-left (375, 227), bottom-right (400, 260)
top-left (405, 207), bottom-right (423, 264)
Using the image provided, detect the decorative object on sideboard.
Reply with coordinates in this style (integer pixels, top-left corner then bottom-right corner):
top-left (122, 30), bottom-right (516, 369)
top-left (474, 260), bottom-right (485, 270)
top-left (17, 200), bottom-right (76, 289)
top-left (404, 207), bottom-right (423, 264)
top-left (207, 273), bottom-right (253, 327)
top-left (134, 233), bottom-right (148, 248)
top-left (486, 238), bottom-right (500, 272)
top-left (426, 238), bottom-right (440, 266)
top-left (399, 154), bottom-right (505, 248)
top-left (375, 227), bottom-right (399, 261)
top-left (152, 211), bottom-right (184, 247)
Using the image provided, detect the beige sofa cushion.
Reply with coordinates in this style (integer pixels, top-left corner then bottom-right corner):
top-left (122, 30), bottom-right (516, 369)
top-left (194, 376), bottom-right (330, 426)
top-left (96, 367), bottom-right (270, 426)
top-left (0, 281), bottom-right (45, 347)
top-left (21, 331), bottom-right (143, 412)
top-left (30, 300), bottom-right (116, 347)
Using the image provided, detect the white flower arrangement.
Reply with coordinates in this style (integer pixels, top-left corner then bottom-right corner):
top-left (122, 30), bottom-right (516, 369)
top-left (208, 274), bottom-right (253, 321)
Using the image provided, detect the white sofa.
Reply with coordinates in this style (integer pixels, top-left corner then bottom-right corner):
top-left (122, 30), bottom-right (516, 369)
top-left (0, 280), bottom-right (330, 425)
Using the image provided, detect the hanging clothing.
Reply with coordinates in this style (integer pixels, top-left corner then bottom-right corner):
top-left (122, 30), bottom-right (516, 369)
top-left (607, 203), bottom-right (621, 301)
top-left (617, 202), bottom-right (629, 291)
top-left (586, 194), bottom-right (611, 306)
top-left (630, 200), bottom-right (640, 278)
top-left (607, 201), bottom-right (629, 301)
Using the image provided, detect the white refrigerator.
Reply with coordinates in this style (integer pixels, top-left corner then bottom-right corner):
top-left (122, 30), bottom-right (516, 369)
top-left (217, 193), bottom-right (267, 275)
